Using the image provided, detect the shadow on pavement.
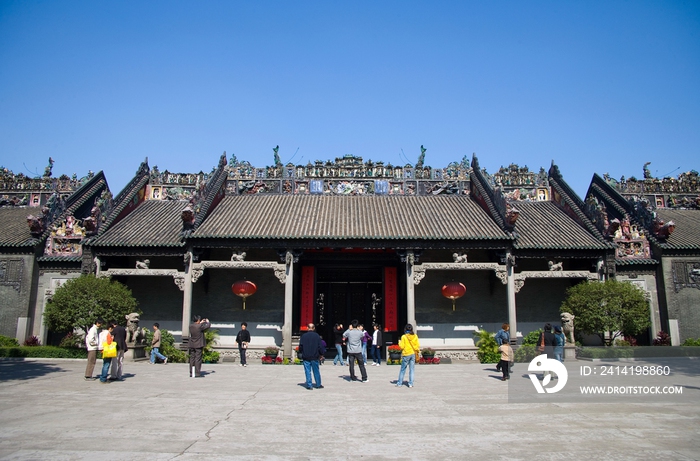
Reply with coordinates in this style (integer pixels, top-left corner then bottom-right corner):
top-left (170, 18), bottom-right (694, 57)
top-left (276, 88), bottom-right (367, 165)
top-left (0, 360), bottom-right (68, 381)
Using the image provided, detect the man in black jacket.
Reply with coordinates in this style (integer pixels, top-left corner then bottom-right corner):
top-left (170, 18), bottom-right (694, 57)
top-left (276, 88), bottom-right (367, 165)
top-left (539, 323), bottom-right (556, 379)
top-left (188, 315), bottom-right (210, 378)
top-left (298, 323), bottom-right (325, 390)
top-left (109, 319), bottom-right (128, 381)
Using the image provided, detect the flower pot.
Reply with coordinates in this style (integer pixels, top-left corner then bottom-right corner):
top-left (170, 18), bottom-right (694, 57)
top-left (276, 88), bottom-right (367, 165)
top-left (422, 354), bottom-right (435, 360)
top-left (389, 352), bottom-right (402, 361)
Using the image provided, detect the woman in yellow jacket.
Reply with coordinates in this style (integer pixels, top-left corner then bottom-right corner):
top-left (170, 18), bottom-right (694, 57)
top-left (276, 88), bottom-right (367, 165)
top-left (396, 323), bottom-right (420, 388)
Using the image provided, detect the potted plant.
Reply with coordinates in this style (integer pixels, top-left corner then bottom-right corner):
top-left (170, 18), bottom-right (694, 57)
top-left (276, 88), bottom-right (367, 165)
top-left (295, 346), bottom-right (301, 359)
top-left (264, 346), bottom-right (279, 358)
top-left (388, 344), bottom-right (402, 361)
top-left (421, 347), bottom-right (436, 359)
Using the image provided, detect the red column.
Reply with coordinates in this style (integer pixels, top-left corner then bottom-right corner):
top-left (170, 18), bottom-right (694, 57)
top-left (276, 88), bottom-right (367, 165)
top-left (300, 266), bottom-right (315, 330)
top-left (384, 267), bottom-right (398, 331)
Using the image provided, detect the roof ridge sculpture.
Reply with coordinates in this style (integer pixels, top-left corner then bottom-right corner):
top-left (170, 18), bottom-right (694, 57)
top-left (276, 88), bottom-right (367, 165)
top-left (548, 162), bottom-right (608, 243)
top-left (95, 158), bottom-right (150, 237)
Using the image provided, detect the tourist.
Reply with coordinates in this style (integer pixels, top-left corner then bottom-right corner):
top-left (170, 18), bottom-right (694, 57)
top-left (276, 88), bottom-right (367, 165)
top-left (343, 320), bottom-right (368, 382)
top-left (84, 318), bottom-right (103, 381)
top-left (333, 323), bottom-right (345, 366)
top-left (553, 325), bottom-right (566, 363)
top-left (371, 323), bottom-right (382, 366)
top-left (494, 323), bottom-right (510, 373)
top-left (188, 315), bottom-right (211, 378)
top-left (538, 323), bottom-right (556, 379)
top-left (236, 322), bottom-right (251, 367)
top-left (98, 323), bottom-right (115, 383)
top-left (298, 323), bottom-right (325, 389)
top-left (360, 324), bottom-right (371, 365)
top-left (109, 319), bottom-right (128, 380)
top-left (396, 323), bottom-right (420, 388)
top-left (498, 340), bottom-right (513, 381)
top-left (150, 323), bottom-right (168, 365)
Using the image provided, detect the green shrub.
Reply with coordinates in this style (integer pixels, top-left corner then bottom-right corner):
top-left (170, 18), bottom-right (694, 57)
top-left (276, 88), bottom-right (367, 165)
top-left (682, 338), bottom-right (700, 347)
top-left (144, 328), bottom-right (188, 363)
top-left (59, 332), bottom-right (84, 349)
top-left (0, 346), bottom-right (88, 359)
top-left (474, 330), bottom-right (500, 364)
top-left (0, 335), bottom-right (19, 347)
top-left (578, 346), bottom-right (700, 358)
top-left (203, 349), bottom-right (220, 363)
top-left (514, 344), bottom-right (538, 363)
top-left (522, 329), bottom-right (542, 346)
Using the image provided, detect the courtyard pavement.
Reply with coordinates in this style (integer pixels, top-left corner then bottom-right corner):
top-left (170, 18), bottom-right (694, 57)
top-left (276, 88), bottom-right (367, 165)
top-left (0, 357), bottom-right (699, 461)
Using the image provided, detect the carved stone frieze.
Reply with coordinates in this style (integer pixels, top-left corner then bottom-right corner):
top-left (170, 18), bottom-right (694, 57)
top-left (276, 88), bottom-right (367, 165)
top-left (98, 268), bottom-right (186, 291)
top-left (191, 260), bottom-right (288, 284)
top-left (411, 262), bottom-right (508, 285)
top-left (513, 270), bottom-right (598, 292)
top-left (0, 259), bottom-right (23, 292)
top-left (672, 261), bottom-right (700, 292)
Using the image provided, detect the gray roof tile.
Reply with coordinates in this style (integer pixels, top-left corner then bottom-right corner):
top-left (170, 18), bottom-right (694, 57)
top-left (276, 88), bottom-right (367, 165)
top-left (513, 201), bottom-right (610, 250)
top-left (193, 195), bottom-right (510, 241)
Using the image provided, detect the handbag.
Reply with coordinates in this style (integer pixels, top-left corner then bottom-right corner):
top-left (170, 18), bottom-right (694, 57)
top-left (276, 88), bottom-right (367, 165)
top-left (103, 342), bottom-right (117, 358)
top-left (537, 332), bottom-right (545, 353)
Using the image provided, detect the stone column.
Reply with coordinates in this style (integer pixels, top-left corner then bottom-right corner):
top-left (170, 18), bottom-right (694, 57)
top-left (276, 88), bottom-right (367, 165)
top-left (181, 251), bottom-right (193, 339)
top-left (282, 250), bottom-right (294, 359)
top-left (406, 251), bottom-right (416, 329)
top-left (506, 252), bottom-right (517, 344)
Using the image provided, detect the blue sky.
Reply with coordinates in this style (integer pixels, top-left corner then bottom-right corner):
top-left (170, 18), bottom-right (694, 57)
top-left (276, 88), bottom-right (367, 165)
top-left (1, 1), bottom-right (698, 199)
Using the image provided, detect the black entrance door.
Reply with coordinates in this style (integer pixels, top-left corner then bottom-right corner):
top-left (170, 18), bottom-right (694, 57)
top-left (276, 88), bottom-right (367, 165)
top-left (315, 266), bottom-right (383, 346)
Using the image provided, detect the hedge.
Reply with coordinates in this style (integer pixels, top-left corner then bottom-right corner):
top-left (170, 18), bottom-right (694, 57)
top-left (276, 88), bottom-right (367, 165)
top-left (0, 346), bottom-right (88, 359)
top-left (578, 346), bottom-right (700, 359)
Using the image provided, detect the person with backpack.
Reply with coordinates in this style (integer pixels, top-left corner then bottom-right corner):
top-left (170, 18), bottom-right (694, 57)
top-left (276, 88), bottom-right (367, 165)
top-left (494, 323), bottom-right (510, 372)
top-left (553, 325), bottom-right (566, 363)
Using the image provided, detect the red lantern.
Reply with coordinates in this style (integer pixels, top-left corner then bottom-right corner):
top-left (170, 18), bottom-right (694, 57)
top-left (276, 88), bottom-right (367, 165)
top-left (232, 280), bottom-right (257, 310)
top-left (442, 281), bottom-right (466, 311)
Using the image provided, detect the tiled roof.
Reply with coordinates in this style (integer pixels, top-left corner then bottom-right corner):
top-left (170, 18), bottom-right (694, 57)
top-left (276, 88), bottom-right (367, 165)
top-left (0, 207), bottom-right (37, 248)
top-left (655, 209), bottom-right (700, 250)
top-left (512, 201), bottom-right (611, 250)
top-left (37, 255), bottom-right (83, 262)
top-left (89, 200), bottom-right (186, 247)
top-left (192, 195), bottom-right (511, 241)
top-left (615, 258), bottom-right (658, 266)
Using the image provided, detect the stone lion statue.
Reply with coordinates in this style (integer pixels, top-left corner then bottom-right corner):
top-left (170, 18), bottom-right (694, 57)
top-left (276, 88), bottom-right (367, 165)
top-left (135, 259), bottom-right (150, 269)
top-left (452, 253), bottom-right (468, 263)
top-left (548, 261), bottom-right (563, 271)
top-left (560, 312), bottom-right (575, 344)
top-left (125, 312), bottom-right (146, 344)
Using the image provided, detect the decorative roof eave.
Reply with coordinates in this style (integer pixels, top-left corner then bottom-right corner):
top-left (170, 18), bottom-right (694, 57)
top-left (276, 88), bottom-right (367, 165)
top-left (469, 154), bottom-right (507, 230)
top-left (37, 172), bottom-right (109, 242)
top-left (91, 247), bottom-right (187, 258)
top-left (511, 249), bottom-right (611, 259)
top-left (548, 162), bottom-right (608, 243)
top-left (191, 153), bottom-right (228, 232)
top-left (184, 237), bottom-right (512, 251)
top-left (36, 255), bottom-right (84, 263)
top-left (589, 183), bottom-right (630, 218)
top-left (513, 243), bottom-right (610, 250)
top-left (588, 174), bottom-right (632, 217)
top-left (94, 159), bottom-right (150, 238)
top-left (615, 258), bottom-right (658, 266)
